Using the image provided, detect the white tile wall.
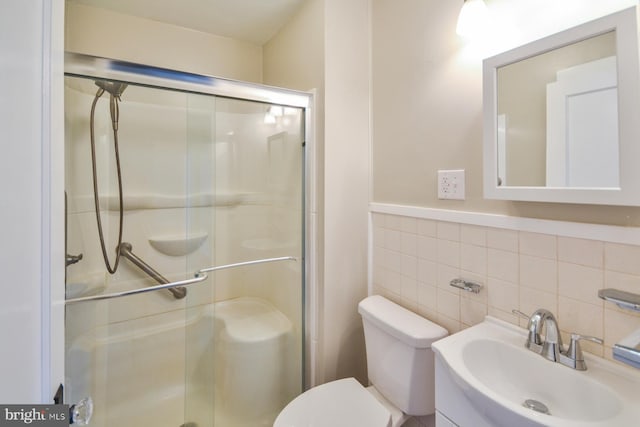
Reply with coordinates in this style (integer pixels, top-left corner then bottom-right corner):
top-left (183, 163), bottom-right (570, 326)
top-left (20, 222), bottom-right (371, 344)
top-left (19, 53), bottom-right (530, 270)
top-left (371, 212), bottom-right (640, 366)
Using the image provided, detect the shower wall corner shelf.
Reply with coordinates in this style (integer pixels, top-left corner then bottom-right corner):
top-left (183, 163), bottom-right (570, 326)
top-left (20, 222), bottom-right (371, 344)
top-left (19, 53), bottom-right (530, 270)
top-left (100, 193), bottom-right (247, 211)
top-left (149, 233), bottom-right (208, 256)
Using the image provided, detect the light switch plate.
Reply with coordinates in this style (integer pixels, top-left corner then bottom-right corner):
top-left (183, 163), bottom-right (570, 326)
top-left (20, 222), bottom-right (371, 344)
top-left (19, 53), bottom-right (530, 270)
top-left (438, 169), bottom-right (465, 200)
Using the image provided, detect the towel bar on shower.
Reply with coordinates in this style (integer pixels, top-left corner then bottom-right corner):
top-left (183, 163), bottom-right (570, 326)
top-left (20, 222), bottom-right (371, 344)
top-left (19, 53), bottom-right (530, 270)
top-left (65, 273), bottom-right (208, 304)
top-left (196, 256), bottom-right (298, 274)
top-left (65, 255), bottom-right (299, 305)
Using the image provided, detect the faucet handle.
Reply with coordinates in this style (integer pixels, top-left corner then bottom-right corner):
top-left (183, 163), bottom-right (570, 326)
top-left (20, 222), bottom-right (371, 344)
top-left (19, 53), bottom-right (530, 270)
top-left (566, 333), bottom-right (603, 356)
top-left (573, 333), bottom-right (603, 344)
top-left (562, 333), bottom-right (604, 371)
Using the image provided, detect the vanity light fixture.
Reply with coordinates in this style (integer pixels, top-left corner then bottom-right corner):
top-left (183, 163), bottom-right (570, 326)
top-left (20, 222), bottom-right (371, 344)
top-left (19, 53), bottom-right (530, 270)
top-left (456, 0), bottom-right (489, 38)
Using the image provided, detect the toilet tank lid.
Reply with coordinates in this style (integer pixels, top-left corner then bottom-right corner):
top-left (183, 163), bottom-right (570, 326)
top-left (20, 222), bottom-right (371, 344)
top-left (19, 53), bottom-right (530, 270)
top-left (358, 295), bottom-right (448, 348)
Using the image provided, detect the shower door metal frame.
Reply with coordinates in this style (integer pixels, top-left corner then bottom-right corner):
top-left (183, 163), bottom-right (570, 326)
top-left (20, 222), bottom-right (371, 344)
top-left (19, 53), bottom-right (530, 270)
top-left (63, 51), bottom-right (315, 391)
top-left (65, 52), bottom-right (312, 110)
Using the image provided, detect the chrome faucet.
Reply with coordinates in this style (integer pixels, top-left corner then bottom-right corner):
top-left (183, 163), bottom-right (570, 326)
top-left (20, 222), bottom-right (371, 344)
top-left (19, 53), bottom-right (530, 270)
top-left (528, 309), bottom-right (563, 362)
top-left (512, 308), bottom-right (603, 370)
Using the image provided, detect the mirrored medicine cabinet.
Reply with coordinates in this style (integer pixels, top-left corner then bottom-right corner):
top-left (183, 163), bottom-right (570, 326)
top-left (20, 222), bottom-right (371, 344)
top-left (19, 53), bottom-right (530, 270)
top-left (483, 6), bottom-right (640, 205)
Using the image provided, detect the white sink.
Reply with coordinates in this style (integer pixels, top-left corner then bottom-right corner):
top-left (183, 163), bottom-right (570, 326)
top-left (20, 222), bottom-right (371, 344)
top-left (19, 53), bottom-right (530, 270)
top-left (432, 317), bottom-right (640, 427)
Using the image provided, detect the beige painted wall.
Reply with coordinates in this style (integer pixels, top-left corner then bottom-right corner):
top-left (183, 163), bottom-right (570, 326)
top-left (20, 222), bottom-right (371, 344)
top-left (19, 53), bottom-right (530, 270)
top-left (65, 3), bottom-right (263, 83)
top-left (322, 0), bottom-right (371, 385)
top-left (371, 0), bottom-right (640, 227)
top-left (263, 0), bottom-right (324, 92)
top-left (372, 0), bottom-right (489, 208)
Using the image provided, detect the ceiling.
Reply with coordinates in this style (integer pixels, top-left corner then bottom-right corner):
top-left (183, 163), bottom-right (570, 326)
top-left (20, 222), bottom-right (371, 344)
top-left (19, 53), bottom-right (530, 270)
top-left (67, 0), bottom-right (307, 45)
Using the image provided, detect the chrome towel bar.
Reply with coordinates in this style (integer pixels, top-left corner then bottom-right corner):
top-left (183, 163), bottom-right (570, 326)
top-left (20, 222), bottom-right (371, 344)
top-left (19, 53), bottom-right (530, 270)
top-left (197, 256), bottom-right (298, 274)
top-left (65, 255), bottom-right (298, 305)
top-left (65, 273), bottom-right (208, 304)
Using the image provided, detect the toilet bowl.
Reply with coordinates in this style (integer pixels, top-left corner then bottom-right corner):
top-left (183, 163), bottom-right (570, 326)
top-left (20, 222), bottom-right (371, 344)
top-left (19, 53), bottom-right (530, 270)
top-left (274, 295), bottom-right (448, 427)
top-left (273, 378), bottom-right (392, 427)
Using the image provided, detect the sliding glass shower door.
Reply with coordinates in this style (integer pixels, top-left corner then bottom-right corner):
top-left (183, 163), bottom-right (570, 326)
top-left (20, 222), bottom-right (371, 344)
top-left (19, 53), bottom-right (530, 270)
top-left (63, 56), bottom-right (307, 427)
top-left (184, 94), bottom-right (305, 427)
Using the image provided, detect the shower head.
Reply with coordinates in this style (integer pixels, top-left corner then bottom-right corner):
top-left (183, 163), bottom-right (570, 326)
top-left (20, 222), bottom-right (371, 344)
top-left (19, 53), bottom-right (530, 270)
top-left (95, 80), bottom-right (128, 98)
top-left (94, 80), bottom-right (127, 131)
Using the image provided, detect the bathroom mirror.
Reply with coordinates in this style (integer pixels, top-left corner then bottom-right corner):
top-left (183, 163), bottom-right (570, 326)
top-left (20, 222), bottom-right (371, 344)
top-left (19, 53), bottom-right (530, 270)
top-left (483, 6), bottom-right (640, 205)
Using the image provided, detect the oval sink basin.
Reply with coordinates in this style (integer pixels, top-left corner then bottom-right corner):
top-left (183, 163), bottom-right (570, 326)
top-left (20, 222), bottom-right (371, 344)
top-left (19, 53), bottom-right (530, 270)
top-left (463, 339), bottom-right (621, 421)
top-left (432, 317), bottom-right (640, 427)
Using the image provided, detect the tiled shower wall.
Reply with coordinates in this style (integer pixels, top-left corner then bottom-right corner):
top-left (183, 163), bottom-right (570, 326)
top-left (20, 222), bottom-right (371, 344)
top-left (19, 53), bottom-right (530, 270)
top-left (371, 212), bottom-right (640, 363)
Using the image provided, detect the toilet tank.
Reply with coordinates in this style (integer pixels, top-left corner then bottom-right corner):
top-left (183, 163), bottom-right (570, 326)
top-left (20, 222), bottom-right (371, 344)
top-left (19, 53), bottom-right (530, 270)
top-left (358, 295), bottom-right (448, 416)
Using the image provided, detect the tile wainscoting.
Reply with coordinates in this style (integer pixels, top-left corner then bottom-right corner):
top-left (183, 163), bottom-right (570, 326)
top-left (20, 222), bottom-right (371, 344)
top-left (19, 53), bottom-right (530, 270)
top-left (370, 203), bottom-right (640, 364)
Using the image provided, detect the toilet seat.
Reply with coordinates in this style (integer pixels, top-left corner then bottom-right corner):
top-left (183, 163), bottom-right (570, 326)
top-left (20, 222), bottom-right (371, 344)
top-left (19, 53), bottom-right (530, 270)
top-left (274, 378), bottom-right (391, 427)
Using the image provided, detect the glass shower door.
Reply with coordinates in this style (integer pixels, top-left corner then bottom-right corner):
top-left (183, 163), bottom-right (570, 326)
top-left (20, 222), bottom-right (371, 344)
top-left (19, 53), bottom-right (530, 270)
top-left (184, 95), bottom-right (305, 427)
top-left (64, 59), bottom-right (307, 427)
top-left (64, 76), bottom-right (208, 427)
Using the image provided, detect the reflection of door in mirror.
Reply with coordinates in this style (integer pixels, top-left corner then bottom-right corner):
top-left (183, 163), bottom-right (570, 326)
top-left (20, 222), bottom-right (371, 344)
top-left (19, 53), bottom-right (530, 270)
top-left (546, 56), bottom-right (618, 188)
top-left (496, 31), bottom-right (616, 187)
top-left (497, 114), bottom-right (507, 186)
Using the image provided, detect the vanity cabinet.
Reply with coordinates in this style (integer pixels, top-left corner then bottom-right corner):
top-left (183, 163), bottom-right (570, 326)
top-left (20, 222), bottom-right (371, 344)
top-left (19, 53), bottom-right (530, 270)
top-left (435, 355), bottom-right (504, 427)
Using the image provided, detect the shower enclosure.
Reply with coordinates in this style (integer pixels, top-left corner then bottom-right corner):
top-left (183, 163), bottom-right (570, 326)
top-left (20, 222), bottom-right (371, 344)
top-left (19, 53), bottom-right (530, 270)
top-left (63, 53), bottom-right (310, 427)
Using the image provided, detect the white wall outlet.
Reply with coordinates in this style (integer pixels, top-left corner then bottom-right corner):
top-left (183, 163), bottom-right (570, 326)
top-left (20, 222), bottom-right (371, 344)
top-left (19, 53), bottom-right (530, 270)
top-left (438, 169), bottom-right (465, 200)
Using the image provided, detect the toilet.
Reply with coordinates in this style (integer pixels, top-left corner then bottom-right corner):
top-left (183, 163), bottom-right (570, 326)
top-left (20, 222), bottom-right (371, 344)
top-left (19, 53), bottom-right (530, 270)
top-left (274, 295), bottom-right (448, 427)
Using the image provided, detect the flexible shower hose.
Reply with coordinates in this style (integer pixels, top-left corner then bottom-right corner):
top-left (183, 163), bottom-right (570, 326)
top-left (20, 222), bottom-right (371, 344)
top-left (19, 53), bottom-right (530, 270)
top-left (89, 87), bottom-right (124, 274)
